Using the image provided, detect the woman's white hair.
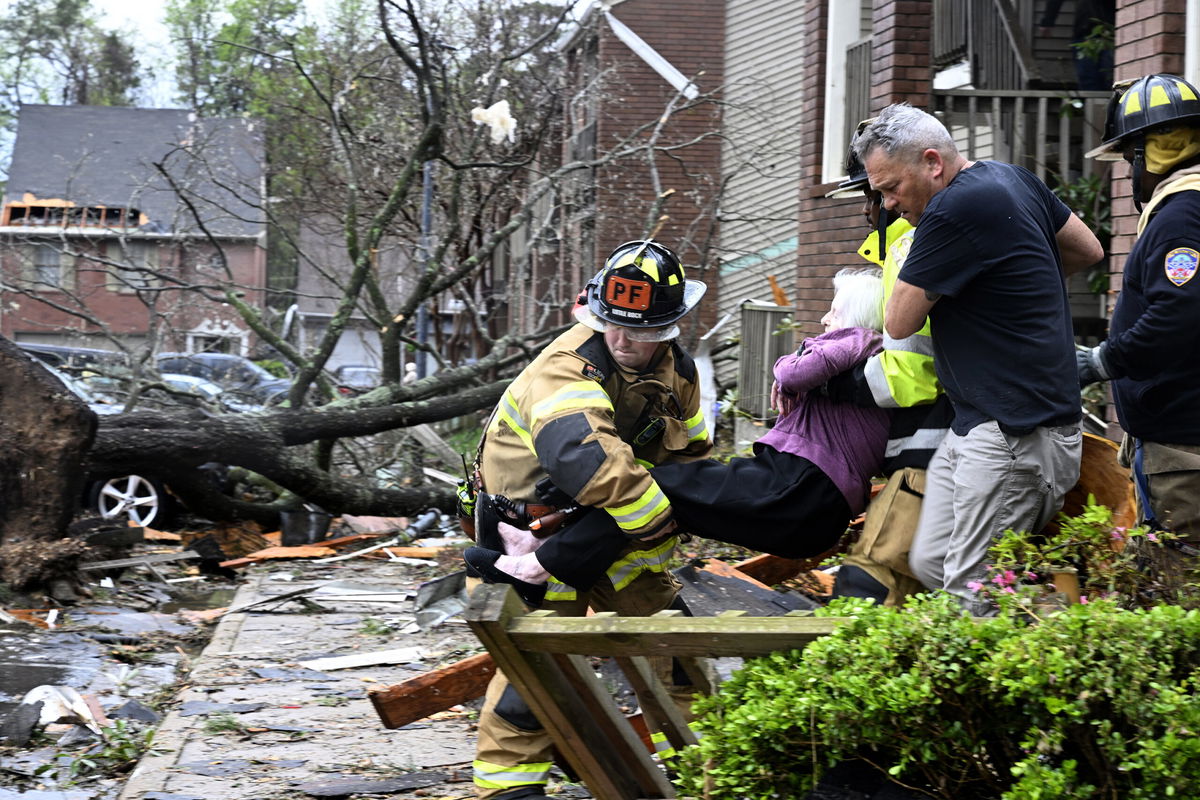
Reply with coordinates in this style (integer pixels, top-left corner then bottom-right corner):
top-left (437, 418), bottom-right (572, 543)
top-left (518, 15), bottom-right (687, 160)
top-left (832, 267), bottom-right (884, 332)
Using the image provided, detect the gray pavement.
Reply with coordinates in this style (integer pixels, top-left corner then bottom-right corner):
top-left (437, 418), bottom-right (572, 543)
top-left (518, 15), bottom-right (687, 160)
top-left (119, 556), bottom-right (485, 800)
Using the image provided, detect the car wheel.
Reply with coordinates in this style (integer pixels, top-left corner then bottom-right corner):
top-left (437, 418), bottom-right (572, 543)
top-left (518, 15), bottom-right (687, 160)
top-left (87, 475), bottom-right (174, 528)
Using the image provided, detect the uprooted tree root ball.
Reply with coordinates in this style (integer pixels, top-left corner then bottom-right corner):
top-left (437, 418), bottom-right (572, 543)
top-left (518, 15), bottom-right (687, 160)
top-left (0, 539), bottom-right (94, 592)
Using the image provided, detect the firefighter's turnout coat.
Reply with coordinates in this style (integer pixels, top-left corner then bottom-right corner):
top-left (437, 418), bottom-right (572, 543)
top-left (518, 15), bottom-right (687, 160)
top-left (480, 322), bottom-right (712, 540)
top-left (471, 323), bottom-right (711, 798)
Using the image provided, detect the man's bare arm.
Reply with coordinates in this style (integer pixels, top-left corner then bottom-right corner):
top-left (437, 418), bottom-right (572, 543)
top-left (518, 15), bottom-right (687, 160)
top-left (1056, 213), bottom-right (1105, 276)
top-left (885, 279), bottom-right (939, 340)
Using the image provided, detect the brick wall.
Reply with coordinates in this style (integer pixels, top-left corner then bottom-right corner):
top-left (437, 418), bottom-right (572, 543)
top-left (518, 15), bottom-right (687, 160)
top-left (791, 0), bottom-right (934, 340)
top-left (1108, 0), bottom-right (1189, 285)
top-left (869, 0), bottom-right (934, 110)
top-left (590, 0), bottom-right (726, 332)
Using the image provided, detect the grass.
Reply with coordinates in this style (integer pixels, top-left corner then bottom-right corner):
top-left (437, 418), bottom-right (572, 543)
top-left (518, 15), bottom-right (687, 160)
top-left (202, 714), bottom-right (248, 735)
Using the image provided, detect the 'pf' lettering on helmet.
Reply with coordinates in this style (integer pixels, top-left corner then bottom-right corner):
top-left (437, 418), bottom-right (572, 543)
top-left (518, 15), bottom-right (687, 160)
top-left (605, 276), bottom-right (652, 310)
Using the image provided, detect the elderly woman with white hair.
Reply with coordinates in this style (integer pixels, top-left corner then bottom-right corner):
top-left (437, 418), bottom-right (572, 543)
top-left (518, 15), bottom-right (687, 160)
top-left (467, 267), bottom-right (893, 604)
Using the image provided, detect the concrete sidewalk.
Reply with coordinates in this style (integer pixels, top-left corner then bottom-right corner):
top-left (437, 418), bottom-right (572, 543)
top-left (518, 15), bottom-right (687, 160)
top-left (119, 556), bottom-right (482, 800)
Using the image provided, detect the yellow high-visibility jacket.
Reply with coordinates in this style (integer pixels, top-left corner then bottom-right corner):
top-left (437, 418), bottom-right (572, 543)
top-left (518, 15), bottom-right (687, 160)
top-left (860, 218), bottom-right (942, 409)
top-left (479, 323), bottom-right (712, 540)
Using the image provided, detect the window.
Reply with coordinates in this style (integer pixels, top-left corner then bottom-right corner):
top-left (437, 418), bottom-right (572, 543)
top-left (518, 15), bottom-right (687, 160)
top-left (822, 0), bottom-right (873, 181)
top-left (111, 240), bottom-right (159, 292)
top-left (20, 243), bottom-right (73, 290)
top-left (33, 244), bottom-right (62, 286)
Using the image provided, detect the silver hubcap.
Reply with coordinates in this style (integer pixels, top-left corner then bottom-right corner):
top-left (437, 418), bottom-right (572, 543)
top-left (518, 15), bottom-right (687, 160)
top-left (98, 475), bottom-right (160, 526)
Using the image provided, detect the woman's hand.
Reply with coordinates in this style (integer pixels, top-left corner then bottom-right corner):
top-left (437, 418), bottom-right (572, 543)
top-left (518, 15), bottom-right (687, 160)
top-left (770, 380), bottom-right (796, 417)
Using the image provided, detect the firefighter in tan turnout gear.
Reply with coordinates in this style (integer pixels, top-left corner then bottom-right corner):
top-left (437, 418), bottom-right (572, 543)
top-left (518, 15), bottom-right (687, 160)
top-left (467, 239), bottom-right (711, 800)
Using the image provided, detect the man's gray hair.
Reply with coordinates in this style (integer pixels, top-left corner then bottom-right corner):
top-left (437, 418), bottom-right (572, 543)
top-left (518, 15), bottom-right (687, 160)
top-left (853, 103), bottom-right (958, 164)
top-left (832, 267), bottom-right (884, 332)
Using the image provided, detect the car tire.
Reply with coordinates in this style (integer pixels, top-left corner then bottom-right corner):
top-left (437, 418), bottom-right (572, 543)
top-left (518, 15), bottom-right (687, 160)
top-left (87, 474), bottom-right (175, 528)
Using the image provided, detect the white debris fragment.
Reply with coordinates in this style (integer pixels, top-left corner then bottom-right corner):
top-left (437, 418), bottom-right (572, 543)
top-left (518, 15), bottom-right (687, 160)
top-left (471, 100), bottom-right (517, 145)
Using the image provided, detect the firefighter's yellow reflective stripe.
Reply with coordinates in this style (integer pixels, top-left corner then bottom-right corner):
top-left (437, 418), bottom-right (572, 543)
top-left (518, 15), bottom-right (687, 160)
top-left (1125, 88), bottom-right (1142, 115)
top-left (530, 381), bottom-right (613, 426)
top-left (685, 410), bottom-right (708, 443)
top-left (651, 731), bottom-right (676, 759)
top-left (1149, 83), bottom-right (1170, 108)
top-left (472, 760), bottom-right (552, 789)
top-left (493, 390), bottom-right (534, 452)
top-left (614, 251), bottom-right (641, 270)
top-left (634, 458), bottom-right (655, 469)
top-left (607, 535), bottom-right (676, 592)
top-left (1180, 80), bottom-right (1199, 102)
top-left (606, 481), bottom-right (670, 533)
top-left (544, 578), bottom-right (577, 602)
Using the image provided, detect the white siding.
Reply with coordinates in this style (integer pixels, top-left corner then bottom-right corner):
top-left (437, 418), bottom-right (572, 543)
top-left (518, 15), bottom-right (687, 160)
top-left (716, 0), bottom-right (805, 386)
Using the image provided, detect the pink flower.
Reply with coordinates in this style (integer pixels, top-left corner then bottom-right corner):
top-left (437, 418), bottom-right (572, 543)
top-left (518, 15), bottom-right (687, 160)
top-left (1002, 586), bottom-right (1016, 594)
top-left (967, 581), bottom-right (984, 593)
top-left (1147, 532), bottom-right (1159, 542)
top-left (1080, 595), bottom-right (1089, 604)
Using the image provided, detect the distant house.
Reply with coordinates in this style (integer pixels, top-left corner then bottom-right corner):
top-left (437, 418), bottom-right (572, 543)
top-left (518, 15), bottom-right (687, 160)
top-left (0, 104), bottom-right (267, 356)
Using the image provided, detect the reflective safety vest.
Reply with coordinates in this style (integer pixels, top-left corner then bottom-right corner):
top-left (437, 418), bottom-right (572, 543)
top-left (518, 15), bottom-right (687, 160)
top-left (480, 323), bottom-right (711, 564)
top-left (860, 219), bottom-right (942, 409)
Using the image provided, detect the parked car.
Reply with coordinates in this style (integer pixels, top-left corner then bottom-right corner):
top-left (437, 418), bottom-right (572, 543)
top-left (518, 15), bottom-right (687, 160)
top-left (334, 364), bottom-right (382, 397)
top-left (17, 341), bottom-right (130, 379)
top-left (38, 363), bottom-right (174, 527)
top-left (156, 352), bottom-right (291, 406)
top-left (157, 373), bottom-right (262, 413)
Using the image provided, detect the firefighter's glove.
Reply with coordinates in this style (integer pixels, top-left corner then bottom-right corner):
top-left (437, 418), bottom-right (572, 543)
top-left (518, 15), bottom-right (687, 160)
top-left (1076, 343), bottom-right (1112, 388)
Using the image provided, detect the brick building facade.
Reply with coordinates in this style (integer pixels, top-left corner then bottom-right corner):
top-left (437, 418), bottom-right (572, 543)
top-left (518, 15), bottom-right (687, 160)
top-left (558, 0), bottom-right (725, 338)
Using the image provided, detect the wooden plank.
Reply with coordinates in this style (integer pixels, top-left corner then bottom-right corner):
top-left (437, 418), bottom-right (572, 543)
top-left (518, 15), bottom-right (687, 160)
top-left (358, 546), bottom-right (448, 560)
top-left (142, 526), bottom-right (182, 542)
top-left (731, 553), bottom-right (804, 586)
top-left (701, 557), bottom-right (771, 590)
top-left (465, 586), bottom-right (667, 799)
top-left (298, 647), bottom-right (424, 671)
top-left (368, 557), bottom-right (803, 730)
top-left (556, 651), bottom-right (674, 798)
top-left (505, 612), bottom-right (838, 658)
top-left (79, 550), bottom-right (200, 570)
top-left (368, 652), bottom-right (497, 729)
top-left (219, 544), bottom-right (337, 568)
top-left (614, 655), bottom-right (697, 756)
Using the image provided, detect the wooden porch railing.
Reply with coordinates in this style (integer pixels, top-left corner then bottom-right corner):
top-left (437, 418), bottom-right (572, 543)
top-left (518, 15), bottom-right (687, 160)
top-left (932, 89), bottom-right (1112, 183)
top-left (465, 584), bottom-right (840, 800)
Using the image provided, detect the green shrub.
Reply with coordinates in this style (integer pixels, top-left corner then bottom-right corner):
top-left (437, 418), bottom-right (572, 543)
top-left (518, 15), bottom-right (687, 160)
top-left (676, 595), bottom-right (1200, 799)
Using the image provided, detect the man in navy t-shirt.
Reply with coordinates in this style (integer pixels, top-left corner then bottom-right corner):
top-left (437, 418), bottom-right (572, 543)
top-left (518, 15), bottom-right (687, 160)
top-left (854, 103), bottom-right (1103, 612)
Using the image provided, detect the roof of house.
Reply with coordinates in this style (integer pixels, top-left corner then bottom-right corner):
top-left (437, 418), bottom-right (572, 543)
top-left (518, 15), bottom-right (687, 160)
top-left (4, 104), bottom-right (265, 237)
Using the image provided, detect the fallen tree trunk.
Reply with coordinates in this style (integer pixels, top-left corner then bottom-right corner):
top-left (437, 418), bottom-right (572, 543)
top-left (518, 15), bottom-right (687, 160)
top-left (86, 379), bottom-right (508, 522)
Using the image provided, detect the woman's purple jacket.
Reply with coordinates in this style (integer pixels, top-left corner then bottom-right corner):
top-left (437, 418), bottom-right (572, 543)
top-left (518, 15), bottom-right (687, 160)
top-left (754, 327), bottom-right (892, 515)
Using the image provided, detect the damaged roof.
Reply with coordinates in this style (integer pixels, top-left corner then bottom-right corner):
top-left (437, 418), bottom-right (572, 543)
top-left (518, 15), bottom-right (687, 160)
top-left (5, 104), bottom-right (265, 237)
